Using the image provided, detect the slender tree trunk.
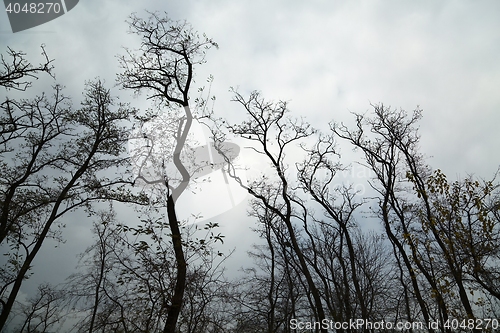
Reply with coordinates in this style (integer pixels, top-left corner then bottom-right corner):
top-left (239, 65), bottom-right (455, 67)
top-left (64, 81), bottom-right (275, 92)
top-left (163, 194), bottom-right (186, 333)
top-left (89, 228), bottom-right (107, 333)
top-left (265, 223), bottom-right (276, 333)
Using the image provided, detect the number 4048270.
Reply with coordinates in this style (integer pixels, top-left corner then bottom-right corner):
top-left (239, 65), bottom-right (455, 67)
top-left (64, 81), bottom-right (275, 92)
top-left (443, 318), bottom-right (499, 330)
top-left (5, 2), bottom-right (62, 14)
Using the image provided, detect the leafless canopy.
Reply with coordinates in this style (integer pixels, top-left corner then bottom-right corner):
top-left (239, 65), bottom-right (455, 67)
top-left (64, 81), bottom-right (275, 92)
top-left (0, 45), bottom-right (54, 91)
top-left (118, 11), bottom-right (218, 106)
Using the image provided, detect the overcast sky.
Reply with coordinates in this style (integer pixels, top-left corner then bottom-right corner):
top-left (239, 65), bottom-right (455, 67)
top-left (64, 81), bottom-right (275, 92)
top-left (1, 0), bottom-right (500, 318)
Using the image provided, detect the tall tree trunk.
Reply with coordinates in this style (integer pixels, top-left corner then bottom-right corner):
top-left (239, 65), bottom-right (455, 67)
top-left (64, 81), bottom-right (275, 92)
top-left (163, 194), bottom-right (186, 333)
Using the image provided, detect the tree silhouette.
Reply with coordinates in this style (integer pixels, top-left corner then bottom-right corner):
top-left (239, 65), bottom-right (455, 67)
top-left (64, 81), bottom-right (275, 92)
top-left (117, 11), bottom-right (218, 333)
top-left (0, 69), bottom-right (139, 329)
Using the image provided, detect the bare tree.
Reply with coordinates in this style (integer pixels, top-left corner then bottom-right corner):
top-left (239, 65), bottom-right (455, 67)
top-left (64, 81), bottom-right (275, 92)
top-left (65, 203), bottom-right (228, 333)
top-left (232, 203), bottom-right (308, 333)
top-left (13, 283), bottom-right (67, 333)
top-left (0, 75), bottom-right (138, 329)
top-left (117, 11), bottom-right (217, 333)
top-left (293, 128), bottom-right (397, 328)
top-left (65, 208), bottom-right (129, 333)
top-left (332, 105), bottom-right (443, 331)
top-left (333, 104), bottom-right (500, 332)
top-left (212, 90), bottom-right (331, 332)
top-left (297, 135), bottom-right (371, 322)
top-left (0, 45), bottom-right (53, 91)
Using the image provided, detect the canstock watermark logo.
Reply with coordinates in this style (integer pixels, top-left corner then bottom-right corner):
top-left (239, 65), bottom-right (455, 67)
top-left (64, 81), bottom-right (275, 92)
top-left (128, 112), bottom-right (248, 224)
top-left (4, 0), bottom-right (79, 33)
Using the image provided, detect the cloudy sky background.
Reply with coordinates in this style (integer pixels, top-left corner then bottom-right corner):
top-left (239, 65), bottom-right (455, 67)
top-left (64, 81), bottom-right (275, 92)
top-left (1, 0), bottom-right (500, 316)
